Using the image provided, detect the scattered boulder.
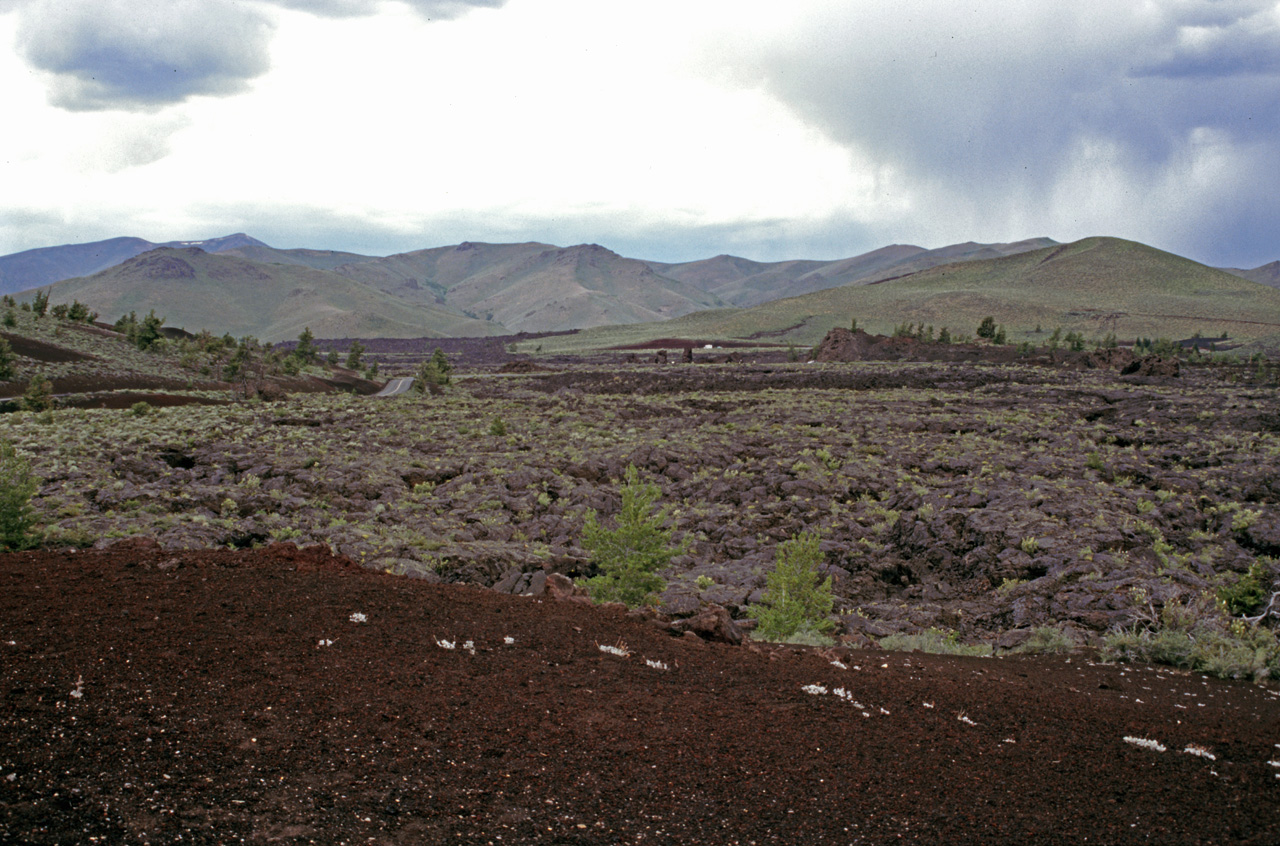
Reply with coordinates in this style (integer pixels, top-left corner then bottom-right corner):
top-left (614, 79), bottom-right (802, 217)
top-left (668, 605), bottom-right (744, 645)
top-left (1121, 356), bottom-right (1180, 380)
top-left (544, 572), bottom-right (590, 601)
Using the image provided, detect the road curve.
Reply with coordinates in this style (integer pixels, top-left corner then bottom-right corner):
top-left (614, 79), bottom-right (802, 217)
top-left (374, 377), bottom-right (415, 397)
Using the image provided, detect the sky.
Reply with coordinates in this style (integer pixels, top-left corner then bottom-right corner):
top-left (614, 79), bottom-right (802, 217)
top-left (1, 0), bottom-right (1277, 267)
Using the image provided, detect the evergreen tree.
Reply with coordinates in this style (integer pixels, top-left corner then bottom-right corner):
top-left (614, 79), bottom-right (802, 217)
top-left (581, 465), bottom-right (683, 607)
top-left (746, 533), bottom-right (835, 642)
top-left (0, 440), bottom-right (39, 550)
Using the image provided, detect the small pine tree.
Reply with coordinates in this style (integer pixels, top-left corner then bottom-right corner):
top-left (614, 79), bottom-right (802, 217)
top-left (0, 338), bottom-right (15, 381)
top-left (417, 348), bottom-right (452, 388)
top-left (295, 327), bottom-right (316, 362)
top-left (1046, 327), bottom-right (1062, 352)
top-left (976, 316), bottom-right (997, 339)
top-left (32, 290), bottom-right (49, 319)
top-left (345, 340), bottom-right (365, 370)
top-left (0, 440), bottom-right (39, 550)
top-left (127, 310), bottom-right (166, 351)
top-left (746, 532), bottom-right (835, 642)
top-left (22, 375), bottom-right (53, 412)
top-left (581, 465), bottom-right (683, 607)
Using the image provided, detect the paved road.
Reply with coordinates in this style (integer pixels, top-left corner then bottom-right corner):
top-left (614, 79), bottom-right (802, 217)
top-left (374, 377), bottom-right (415, 397)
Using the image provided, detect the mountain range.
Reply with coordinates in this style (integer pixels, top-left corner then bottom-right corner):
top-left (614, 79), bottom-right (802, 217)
top-left (0, 233), bottom-right (1277, 344)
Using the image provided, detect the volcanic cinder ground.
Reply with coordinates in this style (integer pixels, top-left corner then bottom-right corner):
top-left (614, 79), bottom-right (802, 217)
top-left (3, 541), bottom-right (1280, 845)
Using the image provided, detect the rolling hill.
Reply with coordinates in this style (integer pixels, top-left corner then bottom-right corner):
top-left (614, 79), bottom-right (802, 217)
top-left (33, 247), bottom-right (499, 342)
top-left (532, 237), bottom-right (1280, 352)
top-left (333, 242), bottom-right (726, 333)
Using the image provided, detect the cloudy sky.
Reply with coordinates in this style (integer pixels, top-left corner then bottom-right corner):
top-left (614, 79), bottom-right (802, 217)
top-left (1, 0), bottom-right (1277, 266)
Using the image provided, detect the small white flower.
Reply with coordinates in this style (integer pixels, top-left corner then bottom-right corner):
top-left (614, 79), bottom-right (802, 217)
top-left (317, 639), bottom-right (334, 648)
top-left (436, 638), bottom-right (456, 650)
top-left (1123, 736), bottom-right (1166, 752)
top-left (801, 684), bottom-right (827, 696)
top-left (958, 713), bottom-right (977, 726)
top-left (830, 660), bottom-right (848, 670)
top-left (69, 676), bottom-right (84, 700)
top-left (349, 612), bottom-right (368, 624)
top-left (922, 702), bottom-right (935, 709)
top-left (644, 659), bottom-right (669, 671)
top-left (503, 636), bottom-right (515, 646)
top-left (463, 640), bottom-right (476, 655)
top-left (1183, 745), bottom-right (1216, 761)
top-left (597, 642), bottom-right (631, 657)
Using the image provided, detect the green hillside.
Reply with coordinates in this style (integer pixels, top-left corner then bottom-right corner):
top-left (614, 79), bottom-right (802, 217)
top-left (526, 237), bottom-right (1280, 352)
top-left (31, 248), bottom-right (499, 342)
top-left (337, 242), bottom-right (725, 332)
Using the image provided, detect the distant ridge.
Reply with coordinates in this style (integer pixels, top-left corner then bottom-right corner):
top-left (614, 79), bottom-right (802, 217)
top-left (1222, 261), bottom-right (1280, 289)
top-left (0, 233), bottom-right (267, 294)
top-left (647, 237), bottom-right (1059, 306)
top-left (6, 233), bottom-right (1275, 346)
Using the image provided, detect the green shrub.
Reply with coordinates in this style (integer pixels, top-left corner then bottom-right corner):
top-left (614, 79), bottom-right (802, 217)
top-left (1013, 626), bottom-right (1075, 655)
top-left (880, 627), bottom-right (994, 657)
top-left (580, 464), bottom-right (682, 607)
top-left (0, 440), bottom-right (39, 550)
top-left (1103, 593), bottom-right (1280, 681)
top-left (129, 401), bottom-right (153, 418)
top-left (1218, 560), bottom-right (1273, 617)
top-left (745, 532), bottom-right (835, 643)
top-left (489, 417), bottom-right (508, 436)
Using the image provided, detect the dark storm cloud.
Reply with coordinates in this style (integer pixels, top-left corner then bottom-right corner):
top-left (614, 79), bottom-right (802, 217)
top-left (718, 1), bottom-right (1280, 266)
top-left (16, 0), bottom-right (273, 111)
top-left (11, 0), bottom-right (511, 112)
